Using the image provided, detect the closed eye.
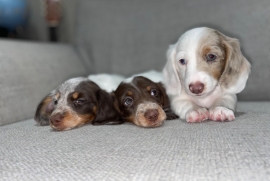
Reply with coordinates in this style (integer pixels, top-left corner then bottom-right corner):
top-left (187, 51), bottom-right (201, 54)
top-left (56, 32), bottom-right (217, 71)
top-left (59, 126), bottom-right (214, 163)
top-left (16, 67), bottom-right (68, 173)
top-left (74, 98), bottom-right (87, 107)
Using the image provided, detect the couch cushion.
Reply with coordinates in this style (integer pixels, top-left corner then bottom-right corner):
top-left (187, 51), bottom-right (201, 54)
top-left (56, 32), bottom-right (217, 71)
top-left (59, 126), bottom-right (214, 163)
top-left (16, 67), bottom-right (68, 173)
top-left (0, 40), bottom-right (87, 126)
top-left (1, 110), bottom-right (270, 180)
top-left (237, 101), bottom-right (270, 113)
top-left (75, 0), bottom-right (270, 101)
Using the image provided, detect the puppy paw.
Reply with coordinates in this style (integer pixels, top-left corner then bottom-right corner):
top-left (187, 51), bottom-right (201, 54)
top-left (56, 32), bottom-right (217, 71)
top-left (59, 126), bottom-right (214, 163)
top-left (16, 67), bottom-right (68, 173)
top-left (209, 106), bottom-right (235, 122)
top-left (186, 108), bottom-right (209, 123)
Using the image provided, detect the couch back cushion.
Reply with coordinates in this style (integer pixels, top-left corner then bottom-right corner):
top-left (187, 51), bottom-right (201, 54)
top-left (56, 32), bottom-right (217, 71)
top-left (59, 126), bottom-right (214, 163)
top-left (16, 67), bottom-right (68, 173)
top-left (0, 40), bottom-right (87, 126)
top-left (74, 0), bottom-right (270, 101)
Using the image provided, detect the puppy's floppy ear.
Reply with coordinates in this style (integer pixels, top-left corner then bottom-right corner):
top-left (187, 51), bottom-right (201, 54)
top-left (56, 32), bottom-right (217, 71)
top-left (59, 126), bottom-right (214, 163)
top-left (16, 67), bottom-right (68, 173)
top-left (157, 82), bottom-right (179, 120)
top-left (157, 82), bottom-right (170, 108)
top-left (110, 91), bottom-right (122, 115)
top-left (91, 89), bottom-right (124, 125)
top-left (218, 32), bottom-right (251, 94)
top-left (162, 44), bottom-right (181, 96)
top-left (34, 93), bottom-right (55, 126)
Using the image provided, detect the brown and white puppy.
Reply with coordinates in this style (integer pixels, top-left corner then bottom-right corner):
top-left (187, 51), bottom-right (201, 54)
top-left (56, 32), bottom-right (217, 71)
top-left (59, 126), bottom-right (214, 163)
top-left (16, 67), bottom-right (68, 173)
top-left (112, 76), bottom-right (178, 128)
top-left (163, 27), bottom-right (251, 122)
top-left (35, 77), bottom-right (122, 131)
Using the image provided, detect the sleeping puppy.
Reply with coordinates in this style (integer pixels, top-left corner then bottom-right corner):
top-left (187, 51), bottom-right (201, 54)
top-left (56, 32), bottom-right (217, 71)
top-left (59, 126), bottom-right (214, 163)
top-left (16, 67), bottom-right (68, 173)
top-left (112, 76), bottom-right (178, 128)
top-left (163, 27), bottom-right (250, 122)
top-left (35, 77), bottom-right (122, 131)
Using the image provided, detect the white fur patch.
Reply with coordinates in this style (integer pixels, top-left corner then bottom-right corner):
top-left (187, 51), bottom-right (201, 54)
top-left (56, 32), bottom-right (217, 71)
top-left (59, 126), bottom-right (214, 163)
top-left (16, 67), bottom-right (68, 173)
top-left (209, 106), bottom-right (235, 121)
top-left (88, 70), bottom-right (162, 92)
top-left (88, 74), bottom-right (125, 92)
top-left (186, 108), bottom-right (209, 123)
top-left (124, 70), bottom-right (163, 83)
top-left (65, 77), bottom-right (88, 84)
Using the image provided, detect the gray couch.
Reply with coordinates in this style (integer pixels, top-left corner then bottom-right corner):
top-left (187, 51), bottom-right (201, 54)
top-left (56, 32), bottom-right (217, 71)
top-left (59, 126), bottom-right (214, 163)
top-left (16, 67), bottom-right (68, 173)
top-left (1, 0), bottom-right (270, 180)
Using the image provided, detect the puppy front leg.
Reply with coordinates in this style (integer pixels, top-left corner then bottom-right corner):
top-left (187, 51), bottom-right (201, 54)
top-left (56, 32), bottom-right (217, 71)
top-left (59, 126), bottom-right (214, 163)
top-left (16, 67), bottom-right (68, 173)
top-left (209, 94), bottom-right (236, 121)
top-left (172, 98), bottom-right (209, 123)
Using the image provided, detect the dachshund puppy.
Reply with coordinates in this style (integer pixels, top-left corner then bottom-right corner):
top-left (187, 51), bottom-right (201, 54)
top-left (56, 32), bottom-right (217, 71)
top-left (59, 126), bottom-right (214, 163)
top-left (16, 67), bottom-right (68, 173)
top-left (163, 27), bottom-right (251, 122)
top-left (35, 77), bottom-right (122, 131)
top-left (112, 76), bottom-right (178, 128)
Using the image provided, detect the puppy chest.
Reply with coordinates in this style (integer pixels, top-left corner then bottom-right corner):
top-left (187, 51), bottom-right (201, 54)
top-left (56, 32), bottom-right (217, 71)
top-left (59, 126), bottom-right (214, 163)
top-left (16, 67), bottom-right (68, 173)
top-left (189, 87), bottom-right (223, 108)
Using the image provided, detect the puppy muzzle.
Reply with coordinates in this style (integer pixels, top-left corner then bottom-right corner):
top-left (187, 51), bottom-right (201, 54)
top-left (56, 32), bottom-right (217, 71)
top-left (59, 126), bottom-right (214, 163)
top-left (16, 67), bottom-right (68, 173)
top-left (135, 102), bottom-right (166, 128)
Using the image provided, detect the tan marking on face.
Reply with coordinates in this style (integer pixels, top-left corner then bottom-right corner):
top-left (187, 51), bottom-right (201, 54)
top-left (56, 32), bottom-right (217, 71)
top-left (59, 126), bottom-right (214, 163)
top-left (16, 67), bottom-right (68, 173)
top-left (125, 115), bottom-right (136, 123)
top-left (72, 92), bottom-right (80, 99)
top-left (133, 102), bottom-right (166, 128)
top-left (51, 111), bottom-right (95, 131)
top-left (146, 86), bottom-right (151, 91)
top-left (93, 106), bottom-right (97, 114)
top-left (55, 92), bottom-right (60, 100)
top-left (126, 91), bottom-right (133, 96)
top-left (77, 113), bottom-right (96, 124)
top-left (197, 29), bottom-right (226, 81)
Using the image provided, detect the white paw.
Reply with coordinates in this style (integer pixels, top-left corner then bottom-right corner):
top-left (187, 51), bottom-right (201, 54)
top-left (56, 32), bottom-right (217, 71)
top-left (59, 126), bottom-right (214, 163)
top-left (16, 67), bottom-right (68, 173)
top-left (209, 106), bottom-right (235, 122)
top-left (186, 108), bottom-right (209, 123)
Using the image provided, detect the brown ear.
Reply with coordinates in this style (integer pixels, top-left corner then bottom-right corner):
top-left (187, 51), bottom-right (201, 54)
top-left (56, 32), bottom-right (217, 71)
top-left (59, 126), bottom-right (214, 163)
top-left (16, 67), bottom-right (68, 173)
top-left (157, 82), bottom-right (179, 120)
top-left (110, 92), bottom-right (122, 115)
top-left (91, 90), bottom-right (124, 125)
top-left (218, 32), bottom-right (251, 93)
top-left (157, 82), bottom-right (170, 107)
top-left (34, 93), bottom-right (55, 126)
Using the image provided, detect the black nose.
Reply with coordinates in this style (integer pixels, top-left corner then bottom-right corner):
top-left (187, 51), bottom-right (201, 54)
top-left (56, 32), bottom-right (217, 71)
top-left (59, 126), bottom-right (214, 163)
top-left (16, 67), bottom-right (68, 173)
top-left (50, 113), bottom-right (64, 126)
top-left (189, 82), bottom-right (204, 94)
top-left (144, 109), bottom-right (159, 122)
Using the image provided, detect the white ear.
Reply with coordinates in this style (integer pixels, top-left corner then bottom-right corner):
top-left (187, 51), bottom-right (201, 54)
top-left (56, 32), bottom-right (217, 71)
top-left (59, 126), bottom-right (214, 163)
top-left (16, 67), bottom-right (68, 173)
top-left (162, 44), bottom-right (181, 96)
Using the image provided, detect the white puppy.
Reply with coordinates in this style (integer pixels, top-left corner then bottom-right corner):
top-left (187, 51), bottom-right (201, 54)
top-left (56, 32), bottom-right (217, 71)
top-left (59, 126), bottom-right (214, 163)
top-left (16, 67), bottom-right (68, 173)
top-left (163, 27), bottom-right (250, 122)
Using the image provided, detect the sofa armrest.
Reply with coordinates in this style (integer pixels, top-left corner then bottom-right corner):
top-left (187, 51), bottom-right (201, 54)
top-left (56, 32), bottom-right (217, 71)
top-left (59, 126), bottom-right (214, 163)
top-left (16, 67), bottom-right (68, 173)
top-left (0, 39), bottom-right (87, 126)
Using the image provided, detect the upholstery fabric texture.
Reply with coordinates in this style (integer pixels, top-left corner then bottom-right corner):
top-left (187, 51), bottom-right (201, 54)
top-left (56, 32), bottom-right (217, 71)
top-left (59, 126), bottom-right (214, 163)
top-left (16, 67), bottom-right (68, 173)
top-left (1, 109), bottom-right (270, 180)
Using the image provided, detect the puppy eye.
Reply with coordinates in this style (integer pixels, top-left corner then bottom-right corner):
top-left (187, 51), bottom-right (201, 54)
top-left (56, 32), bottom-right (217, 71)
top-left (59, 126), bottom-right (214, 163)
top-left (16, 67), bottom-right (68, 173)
top-left (150, 89), bottom-right (158, 96)
top-left (54, 100), bottom-right (58, 105)
top-left (74, 98), bottom-right (86, 106)
top-left (179, 59), bottom-right (187, 65)
top-left (206, 54), bottom-right (217, 62)
top-left (124, 97), bottom-right (133, 107)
